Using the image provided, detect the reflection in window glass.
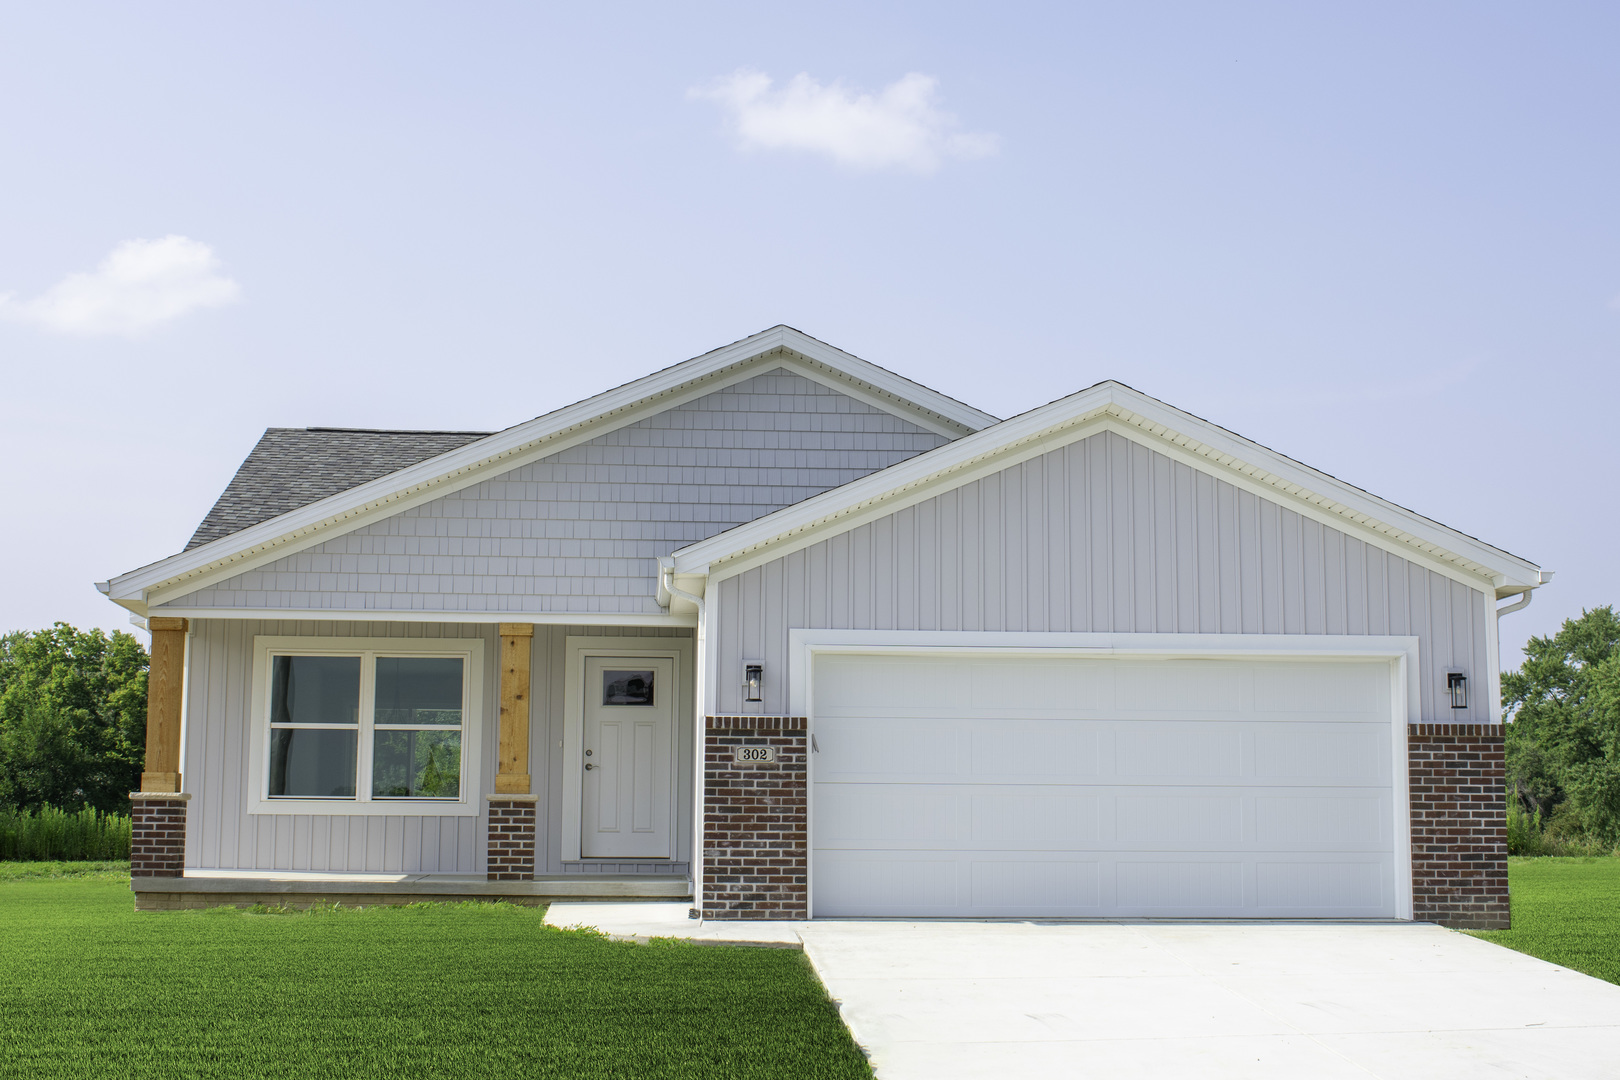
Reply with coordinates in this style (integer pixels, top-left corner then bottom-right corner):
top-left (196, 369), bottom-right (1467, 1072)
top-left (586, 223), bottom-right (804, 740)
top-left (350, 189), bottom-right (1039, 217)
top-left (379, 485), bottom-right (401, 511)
top-left (269, 728), bottom-right (358, 797)
top-left (375, 657), bottom-right (464, 726)
top-left (270, 656), bottom-right (361, 725)
top-left (602, 669), bottom-right (655, 706)
top-left (372, 730), bottom-right (462, 798)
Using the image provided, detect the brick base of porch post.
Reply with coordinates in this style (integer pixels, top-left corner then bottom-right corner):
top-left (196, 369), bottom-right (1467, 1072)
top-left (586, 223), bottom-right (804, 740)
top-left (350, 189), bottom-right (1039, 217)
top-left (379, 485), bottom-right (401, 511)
top-left (486, 795), bottom-right (538, 880)
top-left (129, 793), bottom-right (190, 878)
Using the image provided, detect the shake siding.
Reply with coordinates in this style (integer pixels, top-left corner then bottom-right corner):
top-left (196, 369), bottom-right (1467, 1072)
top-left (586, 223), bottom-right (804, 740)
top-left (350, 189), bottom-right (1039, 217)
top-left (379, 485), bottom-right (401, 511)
top-left (713, 430), bottom-right (1493, 722)
top-left (183, 618), bottom-right (692, 875)
top-left (160, 370), bottom-right (948, 616)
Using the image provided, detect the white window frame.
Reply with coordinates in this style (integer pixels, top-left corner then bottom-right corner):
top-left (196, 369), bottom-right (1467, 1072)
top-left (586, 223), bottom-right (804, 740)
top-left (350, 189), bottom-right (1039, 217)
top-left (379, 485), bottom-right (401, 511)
top-left (248, 636), bottom-right (485, 817)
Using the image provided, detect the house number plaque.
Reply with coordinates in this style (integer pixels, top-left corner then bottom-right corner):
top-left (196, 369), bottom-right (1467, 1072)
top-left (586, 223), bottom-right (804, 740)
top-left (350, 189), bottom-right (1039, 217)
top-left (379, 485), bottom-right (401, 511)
top-left (733, 746), bottom-right (777, 764)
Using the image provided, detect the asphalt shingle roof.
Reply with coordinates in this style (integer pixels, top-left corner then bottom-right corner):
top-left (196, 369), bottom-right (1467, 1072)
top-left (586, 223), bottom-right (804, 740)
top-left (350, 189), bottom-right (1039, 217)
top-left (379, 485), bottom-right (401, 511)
top-left (185, 427), bottom-right (493, 551)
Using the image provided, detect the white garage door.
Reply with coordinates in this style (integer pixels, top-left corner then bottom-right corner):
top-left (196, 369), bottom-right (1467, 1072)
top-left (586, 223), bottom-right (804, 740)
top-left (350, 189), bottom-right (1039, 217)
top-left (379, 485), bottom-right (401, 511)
top-left (812, 653), bottom-right (1398, 919)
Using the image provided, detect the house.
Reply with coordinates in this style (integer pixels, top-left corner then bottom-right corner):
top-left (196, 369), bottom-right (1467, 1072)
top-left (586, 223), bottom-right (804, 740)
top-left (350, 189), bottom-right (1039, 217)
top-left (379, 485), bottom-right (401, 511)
top-left (100, 326), bottom-right (1544, 926)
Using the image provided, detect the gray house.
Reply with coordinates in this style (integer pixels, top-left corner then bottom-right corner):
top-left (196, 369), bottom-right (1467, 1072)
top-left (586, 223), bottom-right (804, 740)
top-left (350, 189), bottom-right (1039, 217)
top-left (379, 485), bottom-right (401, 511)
top-left (102, 326), bottom-right (1544, 926)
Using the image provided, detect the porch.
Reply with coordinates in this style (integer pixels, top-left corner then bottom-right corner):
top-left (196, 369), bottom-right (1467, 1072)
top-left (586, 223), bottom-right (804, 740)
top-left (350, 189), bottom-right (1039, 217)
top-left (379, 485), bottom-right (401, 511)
top-left (132, 869), bottom-right (692, 911)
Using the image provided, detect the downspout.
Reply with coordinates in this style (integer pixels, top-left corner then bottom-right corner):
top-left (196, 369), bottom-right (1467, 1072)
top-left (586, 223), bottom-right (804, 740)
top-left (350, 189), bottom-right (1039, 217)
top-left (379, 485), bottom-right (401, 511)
top-left (661, 560), bottom-right (707, 921)
top-left (1495, 590), bottom-right (1534, 619)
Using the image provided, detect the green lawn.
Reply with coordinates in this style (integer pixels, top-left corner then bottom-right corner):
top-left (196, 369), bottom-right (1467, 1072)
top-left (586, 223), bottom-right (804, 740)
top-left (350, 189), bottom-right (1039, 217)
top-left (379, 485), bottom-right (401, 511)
top-left (1471, 856), bottom-right (1620, 986)
top-left (0, 866), bottom-right (870, 1080)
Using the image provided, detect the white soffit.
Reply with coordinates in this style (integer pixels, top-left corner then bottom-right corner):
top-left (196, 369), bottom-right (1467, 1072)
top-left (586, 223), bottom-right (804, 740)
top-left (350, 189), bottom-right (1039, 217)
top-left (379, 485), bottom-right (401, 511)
top-left (673, 381), bottom-right (1543, 592)
top-left (107, 326), bottom-right (999, 612)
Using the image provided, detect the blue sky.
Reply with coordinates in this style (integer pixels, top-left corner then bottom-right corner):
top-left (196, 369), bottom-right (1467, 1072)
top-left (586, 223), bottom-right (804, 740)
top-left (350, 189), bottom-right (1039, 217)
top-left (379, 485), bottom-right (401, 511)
top-left (2, 2), bottom-right (1615, 663)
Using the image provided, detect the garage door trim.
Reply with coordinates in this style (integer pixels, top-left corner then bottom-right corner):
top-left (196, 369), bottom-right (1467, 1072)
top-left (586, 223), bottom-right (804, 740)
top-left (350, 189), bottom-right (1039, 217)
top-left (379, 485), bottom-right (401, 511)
top-left (789, 630), bottom-right (1419, 920)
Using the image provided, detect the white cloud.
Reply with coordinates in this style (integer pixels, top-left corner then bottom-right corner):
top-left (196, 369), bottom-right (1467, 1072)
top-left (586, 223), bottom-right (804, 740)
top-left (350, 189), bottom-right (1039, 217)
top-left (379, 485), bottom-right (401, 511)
top-left (0, 236), bottom-right (241, 337)
top-left (690, 70), bottom-right (998, 173)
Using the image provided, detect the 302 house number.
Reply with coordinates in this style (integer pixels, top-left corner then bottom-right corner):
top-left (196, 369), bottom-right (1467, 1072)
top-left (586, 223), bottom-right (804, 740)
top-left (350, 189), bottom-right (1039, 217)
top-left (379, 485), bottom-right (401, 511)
top-left (733, 746), bottom-right (777, 763)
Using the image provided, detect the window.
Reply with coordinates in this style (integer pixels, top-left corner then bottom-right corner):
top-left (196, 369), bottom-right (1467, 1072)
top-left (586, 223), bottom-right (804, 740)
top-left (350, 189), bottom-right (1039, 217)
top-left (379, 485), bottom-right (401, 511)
top-left (252, 637), bottom-right (483, 813)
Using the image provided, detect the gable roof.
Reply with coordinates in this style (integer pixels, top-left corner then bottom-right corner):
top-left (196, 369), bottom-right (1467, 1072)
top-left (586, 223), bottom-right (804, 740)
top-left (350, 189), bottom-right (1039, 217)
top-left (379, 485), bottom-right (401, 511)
top-left (103, 326), bottom-right (999, 615)
top-left (186, 427), bottom-right (492, 550)
top-left (670, 380), bottom-right (1546, 595)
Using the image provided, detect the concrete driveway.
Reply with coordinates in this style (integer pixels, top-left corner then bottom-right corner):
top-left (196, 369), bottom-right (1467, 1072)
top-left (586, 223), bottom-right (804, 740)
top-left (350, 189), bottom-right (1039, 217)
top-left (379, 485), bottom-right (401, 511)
top-left (544, 904), bottom-right (1620, 1079)
top-left (799, 920), bottom-right (1620, 1080)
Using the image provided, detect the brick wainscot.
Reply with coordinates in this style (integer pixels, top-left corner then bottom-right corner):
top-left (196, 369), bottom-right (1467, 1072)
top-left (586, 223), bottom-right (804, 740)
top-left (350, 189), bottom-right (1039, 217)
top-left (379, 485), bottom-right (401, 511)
top-left (701, 716), bottom-right (807, 919)
top-left (1409, 723), bottom-right (1510, 930)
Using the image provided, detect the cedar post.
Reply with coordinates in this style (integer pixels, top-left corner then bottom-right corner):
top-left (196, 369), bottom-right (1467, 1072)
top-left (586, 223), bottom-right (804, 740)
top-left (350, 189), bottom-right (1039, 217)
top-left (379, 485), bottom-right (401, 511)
top-left (488, 623), bottom-right (537, 881)
top-left (495, 624), bottom-right (533, 794)
top-left (141, 617), bottom-right (189, 793)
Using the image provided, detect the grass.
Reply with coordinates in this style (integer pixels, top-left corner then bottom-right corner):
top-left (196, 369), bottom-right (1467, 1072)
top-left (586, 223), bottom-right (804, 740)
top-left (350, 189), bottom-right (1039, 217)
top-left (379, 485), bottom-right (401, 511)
top-left (1471, 856), bottom-right (1620, 986)
top-left (0, 869), bottom-right (871, 1080)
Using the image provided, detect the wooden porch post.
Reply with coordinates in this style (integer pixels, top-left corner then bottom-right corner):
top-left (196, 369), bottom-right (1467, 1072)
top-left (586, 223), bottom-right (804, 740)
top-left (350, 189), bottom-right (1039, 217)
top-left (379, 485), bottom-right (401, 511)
top-left (141, 617), bottom-right (189, 793)
top-left (495, 624), bottom-right (533, 794)
top-left (488, 623), bottom-right (537, 881)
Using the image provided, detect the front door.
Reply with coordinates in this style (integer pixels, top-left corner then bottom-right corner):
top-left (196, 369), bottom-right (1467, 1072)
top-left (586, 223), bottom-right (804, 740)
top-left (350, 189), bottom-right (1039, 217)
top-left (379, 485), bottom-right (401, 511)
top-left (581, 655), bottom-right (675, 859)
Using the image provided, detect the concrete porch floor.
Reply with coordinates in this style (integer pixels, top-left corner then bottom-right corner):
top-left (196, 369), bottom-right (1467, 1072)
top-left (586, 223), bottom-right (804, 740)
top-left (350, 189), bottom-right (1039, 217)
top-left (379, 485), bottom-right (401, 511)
top-left (543, 903), bottom-right (1620, 1080)
top-left (132, 871), bottom-right (690, 911)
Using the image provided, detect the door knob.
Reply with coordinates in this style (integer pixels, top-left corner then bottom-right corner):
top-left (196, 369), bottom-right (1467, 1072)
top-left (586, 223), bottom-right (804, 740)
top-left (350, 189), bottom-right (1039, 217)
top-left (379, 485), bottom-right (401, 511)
top-left (584, 763), bottom-right (596, 771)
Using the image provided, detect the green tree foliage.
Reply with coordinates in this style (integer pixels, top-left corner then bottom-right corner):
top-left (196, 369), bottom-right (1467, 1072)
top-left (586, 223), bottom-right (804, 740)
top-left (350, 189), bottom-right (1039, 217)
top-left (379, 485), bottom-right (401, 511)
top-left (1504, 606), bottom-right (1620, 847)
top-left (0, 624), bottom-right (148, 814)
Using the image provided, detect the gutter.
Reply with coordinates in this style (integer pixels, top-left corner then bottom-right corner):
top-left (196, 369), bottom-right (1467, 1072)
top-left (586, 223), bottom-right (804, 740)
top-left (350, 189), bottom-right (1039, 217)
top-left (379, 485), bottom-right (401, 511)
top-left (1497, 570), bottom-right (1554, 620)
top-left (660, 559), bottom-right (708, 923)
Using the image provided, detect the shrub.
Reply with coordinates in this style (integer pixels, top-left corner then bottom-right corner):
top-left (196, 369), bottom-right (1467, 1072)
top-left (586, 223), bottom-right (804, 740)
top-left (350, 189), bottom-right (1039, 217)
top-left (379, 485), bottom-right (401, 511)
top-left (0, 805), bottom-right (131, 861)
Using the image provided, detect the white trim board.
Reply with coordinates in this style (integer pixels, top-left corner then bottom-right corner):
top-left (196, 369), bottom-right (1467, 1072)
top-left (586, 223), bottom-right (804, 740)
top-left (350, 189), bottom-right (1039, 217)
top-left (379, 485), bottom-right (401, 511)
top-left (786, 629), bottom-right (1420, 921)
top-left (244, 635), bottom-right (487, 818)
top-left (108, 327), bottom-right (997, 614)
top-left (675, 382), bottom-right (1542, 593)
top-left (151, 609), bottom-right (699, 629)
top-left (558, 636), bottom-right (694, 863)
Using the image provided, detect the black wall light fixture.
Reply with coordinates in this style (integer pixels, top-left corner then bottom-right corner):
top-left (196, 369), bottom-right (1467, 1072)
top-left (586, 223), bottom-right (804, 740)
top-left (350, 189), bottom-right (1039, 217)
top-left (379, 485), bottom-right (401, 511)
top-left (743, 663), bottom-right (764, 703)
top-left (1447, 671), bottom-right (1468, 710)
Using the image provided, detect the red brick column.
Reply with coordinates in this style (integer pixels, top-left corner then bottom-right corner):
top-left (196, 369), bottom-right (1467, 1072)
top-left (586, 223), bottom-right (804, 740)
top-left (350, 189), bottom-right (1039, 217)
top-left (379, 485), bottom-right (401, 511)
top-left (701, 716), bottom-right (807, 920)
top-left (486, 796), bottom-right (537, 881)
top-left (129, 793), bottom-right (190, 878)
top-left (1409, 723), bottom-right (1509, 929)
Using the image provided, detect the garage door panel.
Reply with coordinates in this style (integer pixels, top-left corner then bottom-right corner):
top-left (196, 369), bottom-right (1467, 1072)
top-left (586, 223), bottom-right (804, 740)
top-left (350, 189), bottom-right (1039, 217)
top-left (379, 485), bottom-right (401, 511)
top-left (1255, 795), bottom-right (1387, 845)
top-left (1253, 726), bottom-right (1389, 783)
top-left (1116, 727), bottom-right (1244, 779)
top-left (970, 860), bottom-right (1101, 911)
top-left (1255, 860), bottom-right (1387, 910)
top-left (1117, 860), bottom-right (1246, 910)
top-left (1115, 795), bottom-right (1244, 843)
top-left (1252, 661), bottom-right (1388, 718)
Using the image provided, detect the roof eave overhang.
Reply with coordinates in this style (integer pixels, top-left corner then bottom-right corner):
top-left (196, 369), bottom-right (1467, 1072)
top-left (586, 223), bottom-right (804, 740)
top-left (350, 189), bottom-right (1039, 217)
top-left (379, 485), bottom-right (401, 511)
top-left (104, 326), bottom-right (1000, 609)
top-left (670, 382), bottom-right (1545, 594)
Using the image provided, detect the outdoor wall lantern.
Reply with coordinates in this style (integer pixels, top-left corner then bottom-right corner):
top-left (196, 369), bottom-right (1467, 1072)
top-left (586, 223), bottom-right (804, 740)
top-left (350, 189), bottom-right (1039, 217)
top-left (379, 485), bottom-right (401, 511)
top-left (1447, 671), bottom-right (1468, 710)
top-left (743, 663), bottom-right (764, 703)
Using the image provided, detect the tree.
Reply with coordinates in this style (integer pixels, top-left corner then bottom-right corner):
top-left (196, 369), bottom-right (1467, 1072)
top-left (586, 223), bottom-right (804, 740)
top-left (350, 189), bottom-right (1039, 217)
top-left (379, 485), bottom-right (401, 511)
top-left (0, 624), bottom-right (148, 814)
top-left (1503, 606), bottom-right (1620, 846)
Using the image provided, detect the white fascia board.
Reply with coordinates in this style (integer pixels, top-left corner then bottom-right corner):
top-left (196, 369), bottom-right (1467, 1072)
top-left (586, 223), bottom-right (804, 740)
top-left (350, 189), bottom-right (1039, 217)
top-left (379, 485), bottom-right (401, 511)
top-left (108, 326), bottom-right (995, 607)
top-left (771, 327), bottom-right (999, 434)
top-left (672, 382), bottom-right (1542, 590)
top-left (146, 608), bottom-right (699, 627)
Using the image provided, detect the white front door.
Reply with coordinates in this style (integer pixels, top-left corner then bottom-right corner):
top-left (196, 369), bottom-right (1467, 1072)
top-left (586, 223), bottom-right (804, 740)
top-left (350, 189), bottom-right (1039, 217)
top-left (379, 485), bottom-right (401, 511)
top-left (581, 655), bottom-right (675, 859)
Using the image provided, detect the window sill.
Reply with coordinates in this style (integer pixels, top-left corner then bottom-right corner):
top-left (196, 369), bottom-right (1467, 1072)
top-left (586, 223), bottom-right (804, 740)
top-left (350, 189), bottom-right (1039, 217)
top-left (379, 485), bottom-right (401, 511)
top-left (249, 799), bottom-right (482, 818)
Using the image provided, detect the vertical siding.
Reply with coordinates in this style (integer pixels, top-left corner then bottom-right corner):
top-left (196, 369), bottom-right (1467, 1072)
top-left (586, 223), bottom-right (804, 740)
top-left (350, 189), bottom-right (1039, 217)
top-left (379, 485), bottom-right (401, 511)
top-left (182, 618), bottom-right (694, 875)
top-left (714, 430), bottom-right (1493, 724)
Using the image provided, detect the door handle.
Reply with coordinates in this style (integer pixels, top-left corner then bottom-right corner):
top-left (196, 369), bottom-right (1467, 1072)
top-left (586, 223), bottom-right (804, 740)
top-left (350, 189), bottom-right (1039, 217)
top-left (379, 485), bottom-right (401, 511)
top-left (584, 763), bottom-right (596, 771)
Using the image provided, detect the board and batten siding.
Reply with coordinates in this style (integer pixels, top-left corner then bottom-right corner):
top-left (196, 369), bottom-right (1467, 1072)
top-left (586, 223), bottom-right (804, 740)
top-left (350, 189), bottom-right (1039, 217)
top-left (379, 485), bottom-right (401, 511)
top-left (713, 429), bottom-right (1492, 724)
top-left (157, 369), bottom-right (949, 617)
top-left (182, 618), bottom-right (693, 875)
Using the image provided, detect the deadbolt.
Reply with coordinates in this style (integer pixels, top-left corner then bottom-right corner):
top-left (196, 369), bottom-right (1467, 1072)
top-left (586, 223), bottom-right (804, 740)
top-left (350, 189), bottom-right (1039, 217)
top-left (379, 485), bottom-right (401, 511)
top-left (585, 749), bottom-right (592, 756)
